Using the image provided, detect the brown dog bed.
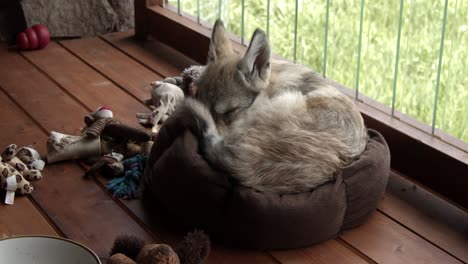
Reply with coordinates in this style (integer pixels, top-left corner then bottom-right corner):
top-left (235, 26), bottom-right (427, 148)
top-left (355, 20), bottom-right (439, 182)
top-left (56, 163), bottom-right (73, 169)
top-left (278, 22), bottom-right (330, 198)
top-left (142, 113), bottom-right (391, 249)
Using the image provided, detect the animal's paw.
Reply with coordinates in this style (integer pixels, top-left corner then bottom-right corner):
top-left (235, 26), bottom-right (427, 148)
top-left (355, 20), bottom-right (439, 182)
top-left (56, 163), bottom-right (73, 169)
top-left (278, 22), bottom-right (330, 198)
top-left (158, 76), bottom-right (183, 86)
top-left (137, 107), bottom-right (166, 126)
top-left (23, 169), bottom-right (42, 181)
top-left (1, 144), bottom-right (17, 161)
top-left (150, 80), bottom-right (163, 88)
top-left (151, 79), bottom-right (181, 88)
top-left (136, 112), bottom-right (151, 121)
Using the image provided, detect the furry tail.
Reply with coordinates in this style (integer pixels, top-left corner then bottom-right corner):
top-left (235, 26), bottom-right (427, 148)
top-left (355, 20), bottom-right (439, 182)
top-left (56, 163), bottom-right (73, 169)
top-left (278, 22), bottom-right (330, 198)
top-left (183, 98), bottom-right (220, 143)
top-left (109, 235), bottom-right (145, 260)
top-left (175, 230), bottom-right (211, 264)
top-left (181, 98), bottom-right (235, 172)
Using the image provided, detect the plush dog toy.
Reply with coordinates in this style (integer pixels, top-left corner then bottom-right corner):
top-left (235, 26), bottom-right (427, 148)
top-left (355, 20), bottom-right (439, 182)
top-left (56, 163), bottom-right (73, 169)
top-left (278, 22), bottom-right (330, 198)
top-left (108, 230), bottom-right (210, 264)
top-left (137, 65), bottom-right (205, 132)
top-left (137, 81), bottom-right (184, 132)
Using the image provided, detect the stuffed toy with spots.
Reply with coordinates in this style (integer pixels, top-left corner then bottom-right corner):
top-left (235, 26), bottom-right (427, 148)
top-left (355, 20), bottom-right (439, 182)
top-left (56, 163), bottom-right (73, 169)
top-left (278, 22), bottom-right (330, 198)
top-left (14, 145), bottom-right (45, 171)
top-left (1, 144), bottom-right (42, 181)
top-left (108, 230), bottom-right (210, 264)
top-left (1, 156), bottom-right (34, 205)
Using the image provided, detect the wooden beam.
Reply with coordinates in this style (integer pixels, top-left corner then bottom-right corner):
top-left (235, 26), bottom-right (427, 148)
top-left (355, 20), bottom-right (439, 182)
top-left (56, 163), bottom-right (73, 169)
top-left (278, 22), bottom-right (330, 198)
top-left (134, 0), bottom-right (164, 40)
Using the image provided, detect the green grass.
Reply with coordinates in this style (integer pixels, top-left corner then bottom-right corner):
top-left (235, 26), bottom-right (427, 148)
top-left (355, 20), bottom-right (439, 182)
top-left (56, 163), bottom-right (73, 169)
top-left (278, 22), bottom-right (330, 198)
top-left (170, 0), bottom-right (467, 142)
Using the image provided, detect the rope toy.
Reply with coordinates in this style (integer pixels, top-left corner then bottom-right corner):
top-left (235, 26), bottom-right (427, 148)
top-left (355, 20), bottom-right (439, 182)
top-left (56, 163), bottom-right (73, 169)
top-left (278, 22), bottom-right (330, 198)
top-left (106, 154), bottom-right (147, 199)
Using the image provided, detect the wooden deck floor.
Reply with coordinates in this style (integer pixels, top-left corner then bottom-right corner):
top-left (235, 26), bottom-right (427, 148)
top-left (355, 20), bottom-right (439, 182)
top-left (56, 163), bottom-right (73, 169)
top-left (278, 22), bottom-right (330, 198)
top-left (1, 31), bottom-right (467, 264)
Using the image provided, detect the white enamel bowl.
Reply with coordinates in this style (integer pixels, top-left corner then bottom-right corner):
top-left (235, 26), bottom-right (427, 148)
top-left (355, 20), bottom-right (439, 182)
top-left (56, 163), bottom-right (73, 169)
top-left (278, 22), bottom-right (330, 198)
top-left (0, 236), bottom-right (101, 264)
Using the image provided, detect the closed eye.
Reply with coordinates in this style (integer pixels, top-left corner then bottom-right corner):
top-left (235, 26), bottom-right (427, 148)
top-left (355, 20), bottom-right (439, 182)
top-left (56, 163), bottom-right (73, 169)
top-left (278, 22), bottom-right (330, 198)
top-left (224, 108), bottom-right (239, 116)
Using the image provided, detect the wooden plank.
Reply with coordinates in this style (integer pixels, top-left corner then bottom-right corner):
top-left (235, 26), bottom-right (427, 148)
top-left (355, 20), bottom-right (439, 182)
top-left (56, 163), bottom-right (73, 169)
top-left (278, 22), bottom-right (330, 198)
top-left (147, 5), bottom-right (211, 63)
top-left (101, 30), bottom-right (194, 77)
top-left (60, 37), bottom-right (163, 102)
top-left (21, 40), bottom-right (279, 264)
top-left (378, 172), bottom-right (468, 263)
top-left (134, 0), bottom-right (163, 40)
top-left (0, 197), bottom-right (58, 237)
top-left (0, 47), bottom-right (155, 258)
top-left (0, 50), bottom-right (84, 135)
top-left (341, 212), bottom-right (462, 264)
top-left (271, 240), bottom-right (369, 264)
top-left (0, 91), bottom-right (58, 237)
top-left (21, 41), bottom-right (148, 127)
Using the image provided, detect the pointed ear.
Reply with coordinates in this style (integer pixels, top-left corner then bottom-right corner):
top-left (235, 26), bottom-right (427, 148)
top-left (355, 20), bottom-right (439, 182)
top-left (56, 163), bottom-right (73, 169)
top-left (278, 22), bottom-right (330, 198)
top-left (242, 29), bottom-right (271, 82)
top-left (208, 19), bottom-right (234, 62)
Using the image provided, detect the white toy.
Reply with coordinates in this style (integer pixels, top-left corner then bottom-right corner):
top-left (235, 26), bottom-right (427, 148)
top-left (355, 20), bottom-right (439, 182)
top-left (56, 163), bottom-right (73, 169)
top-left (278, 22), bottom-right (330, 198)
top-left (137, 65), bottom-right (205, 132)
top-left (137, 81), bottom-right (184, 132)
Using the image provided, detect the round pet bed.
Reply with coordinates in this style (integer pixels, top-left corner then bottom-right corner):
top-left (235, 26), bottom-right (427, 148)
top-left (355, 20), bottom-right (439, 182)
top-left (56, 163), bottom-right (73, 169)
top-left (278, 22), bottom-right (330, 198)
top-left (142, 113), bottom-right (391, 249)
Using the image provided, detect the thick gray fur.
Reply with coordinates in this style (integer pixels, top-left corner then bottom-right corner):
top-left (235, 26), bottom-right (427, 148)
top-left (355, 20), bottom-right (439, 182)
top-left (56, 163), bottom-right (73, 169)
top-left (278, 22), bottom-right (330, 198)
top-left (183, 19), bottom-right (368, 193)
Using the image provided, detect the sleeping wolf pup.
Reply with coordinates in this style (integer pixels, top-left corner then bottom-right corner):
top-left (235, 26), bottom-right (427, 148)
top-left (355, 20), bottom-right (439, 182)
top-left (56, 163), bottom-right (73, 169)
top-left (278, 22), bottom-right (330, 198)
top-left (179, 20), bottom-right (368, 193)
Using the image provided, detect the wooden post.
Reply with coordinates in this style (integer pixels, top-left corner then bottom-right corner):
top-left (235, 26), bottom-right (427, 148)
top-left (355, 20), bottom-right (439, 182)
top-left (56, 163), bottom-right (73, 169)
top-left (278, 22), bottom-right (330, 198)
top-left (134, 0), bottom-right (164, 40)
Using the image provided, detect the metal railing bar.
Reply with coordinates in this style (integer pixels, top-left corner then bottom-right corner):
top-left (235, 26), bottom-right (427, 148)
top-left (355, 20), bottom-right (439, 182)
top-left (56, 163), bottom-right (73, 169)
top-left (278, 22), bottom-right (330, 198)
top-left (218, 0), bottom-right (222, 19)
top-left (431, 0), bottom-right (449, 135)
top-left (391, 0), bottom-right (405, 117)
top-left (441, 0), bottom-right (459, 132)
top-left (323, 0), bottom-right (330, 76)
top-left (328, 3), bottom-right (337, 78)
top-left (362, 7), bottom-right (371, 89)
top-left (364, 10), bottom-right (371, 62)
top-left (400, 0), bottom-right (414, 111)
top-left (177, 0), bottom-right (180, 15)
top-left (241, 0), bottom-right (245, 45)
top-left (197, 0), bottom-right (200, 24)
top-left (266, 0), bottom-right (271, 38)
top-left (355, 0), bottom-right (365, 99)
top-left (293, 0), bottom-right (299, 63)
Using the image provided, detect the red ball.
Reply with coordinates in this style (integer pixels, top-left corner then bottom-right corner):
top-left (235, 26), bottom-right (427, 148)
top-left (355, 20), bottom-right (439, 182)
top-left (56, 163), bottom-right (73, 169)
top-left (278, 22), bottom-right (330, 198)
top-left (32, 24), bottom-right (50, 49)
top-left (24, 28), bottom-right (38, 50)
top-left (16, 32), bottom-right (29, 50)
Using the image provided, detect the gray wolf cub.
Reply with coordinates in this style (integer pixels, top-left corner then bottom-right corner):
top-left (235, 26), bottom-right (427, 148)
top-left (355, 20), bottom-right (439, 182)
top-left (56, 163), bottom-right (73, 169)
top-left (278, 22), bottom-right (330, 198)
top-left (179, 20), bottom-right (368, 193)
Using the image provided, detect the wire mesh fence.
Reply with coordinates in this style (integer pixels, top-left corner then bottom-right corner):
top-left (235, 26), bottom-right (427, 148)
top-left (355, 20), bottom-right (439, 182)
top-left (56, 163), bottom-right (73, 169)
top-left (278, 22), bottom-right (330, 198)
top-left (168, 0), bottom-right (467, 143)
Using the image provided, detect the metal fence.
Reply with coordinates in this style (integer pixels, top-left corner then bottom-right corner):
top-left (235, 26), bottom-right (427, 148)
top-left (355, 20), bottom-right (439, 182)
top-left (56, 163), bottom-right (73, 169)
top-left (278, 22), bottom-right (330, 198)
top-left (168, 0), bottom-right (467, 143)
